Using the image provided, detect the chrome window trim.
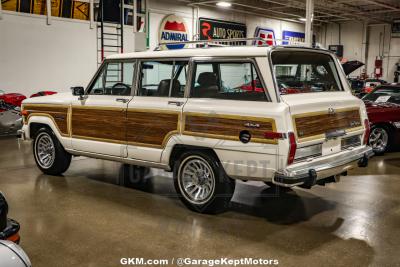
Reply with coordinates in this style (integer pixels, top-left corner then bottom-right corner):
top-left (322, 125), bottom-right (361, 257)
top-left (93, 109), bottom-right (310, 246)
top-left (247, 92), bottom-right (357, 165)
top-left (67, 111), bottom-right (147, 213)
top-left (189, 56), bottom-right (272, 102)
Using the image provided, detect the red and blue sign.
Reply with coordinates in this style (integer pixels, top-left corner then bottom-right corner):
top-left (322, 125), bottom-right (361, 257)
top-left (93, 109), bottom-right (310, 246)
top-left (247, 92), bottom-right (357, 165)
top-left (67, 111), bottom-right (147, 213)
top-left (159, 15), bottom-right (189, 50)
top-left (282, 30), bottom-right (305, 45)
top-left (254, 27), bottom-right (276, 46)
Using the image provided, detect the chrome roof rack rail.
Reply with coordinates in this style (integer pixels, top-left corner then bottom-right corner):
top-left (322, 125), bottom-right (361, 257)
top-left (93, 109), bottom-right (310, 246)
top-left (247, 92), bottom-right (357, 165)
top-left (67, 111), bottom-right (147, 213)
top-left (156, 37), bottom-right (307, 50)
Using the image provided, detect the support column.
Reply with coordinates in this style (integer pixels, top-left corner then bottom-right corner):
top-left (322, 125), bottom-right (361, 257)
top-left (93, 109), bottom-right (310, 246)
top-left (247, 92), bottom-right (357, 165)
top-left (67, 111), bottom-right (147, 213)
top-left (0, 0), bottom-right (3, 20)
top-left (46, 0), bottom-right (52, 25)
top-left (305, 0), bottom-right (314, 46)
top-left (89, 0), bottom-right (94, 29)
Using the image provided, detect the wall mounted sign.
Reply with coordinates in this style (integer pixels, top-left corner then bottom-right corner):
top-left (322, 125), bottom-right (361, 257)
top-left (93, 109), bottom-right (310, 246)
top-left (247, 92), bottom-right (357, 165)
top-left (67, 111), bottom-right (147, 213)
top-left (282, 30), bottom-right (305, 45)
top-left (253, 27), bottom-right (276, 46)
top-left (159, 14), bottom-right (189, 50)
top-left (199, 18), bottom-right (247, 42)
top-left (392, 19), bottom-right (400, 38)
top-left (328, 45), bottom-right (344, 57)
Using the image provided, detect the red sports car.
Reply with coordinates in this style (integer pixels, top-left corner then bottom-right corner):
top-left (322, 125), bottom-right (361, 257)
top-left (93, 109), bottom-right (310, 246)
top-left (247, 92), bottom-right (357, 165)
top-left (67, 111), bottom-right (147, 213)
top-left (30, 91), bottom-right (57, 98)
top-left (362, 84), bottom-right (400, 154)
top-left (0, 92), bottom-right (26, 107)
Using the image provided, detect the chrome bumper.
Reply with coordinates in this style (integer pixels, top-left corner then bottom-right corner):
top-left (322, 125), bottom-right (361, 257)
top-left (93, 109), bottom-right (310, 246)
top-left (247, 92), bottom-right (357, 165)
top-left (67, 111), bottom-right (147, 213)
top-left (273, 146), bottom-right (374, 187)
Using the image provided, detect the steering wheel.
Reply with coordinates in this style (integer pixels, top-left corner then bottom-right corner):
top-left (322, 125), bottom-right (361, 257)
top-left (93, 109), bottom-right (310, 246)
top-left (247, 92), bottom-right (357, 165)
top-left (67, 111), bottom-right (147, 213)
top-left (111, 83), bottom-right (131, 95)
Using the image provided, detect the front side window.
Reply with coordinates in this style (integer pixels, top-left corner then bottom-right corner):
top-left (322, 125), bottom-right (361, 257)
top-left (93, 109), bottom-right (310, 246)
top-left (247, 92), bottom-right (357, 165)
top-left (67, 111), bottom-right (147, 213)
top-left (88, 61), bottom-right (135, 96)
top-left (272, 51), bottom-right (343, 95)
top-left (191, 61), bottom-right (267, 101)
top-left (138, 60), bottom-right (188, 97)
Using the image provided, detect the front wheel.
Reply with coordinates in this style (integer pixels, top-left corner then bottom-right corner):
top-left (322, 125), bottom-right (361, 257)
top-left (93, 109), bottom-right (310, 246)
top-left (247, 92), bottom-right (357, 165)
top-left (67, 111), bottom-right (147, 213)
top-left (369, 126), bottom-right (390, 155)
top-left (33, 128), bottom-right (71, 175)
top-left (173, 151), bottom-right (235, 214)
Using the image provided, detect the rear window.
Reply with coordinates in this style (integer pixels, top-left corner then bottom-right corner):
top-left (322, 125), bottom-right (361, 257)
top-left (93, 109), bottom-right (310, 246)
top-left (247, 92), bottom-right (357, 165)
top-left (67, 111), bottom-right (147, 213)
top-left (271, 51), bottom-right (343, 95)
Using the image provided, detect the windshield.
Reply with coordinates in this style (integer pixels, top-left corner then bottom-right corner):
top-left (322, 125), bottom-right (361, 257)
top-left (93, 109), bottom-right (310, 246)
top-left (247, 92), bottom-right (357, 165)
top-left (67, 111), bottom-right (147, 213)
top-left (362, 86), bottom-right (400, 104)
top-left (271, 51), bottom-right (343, 95)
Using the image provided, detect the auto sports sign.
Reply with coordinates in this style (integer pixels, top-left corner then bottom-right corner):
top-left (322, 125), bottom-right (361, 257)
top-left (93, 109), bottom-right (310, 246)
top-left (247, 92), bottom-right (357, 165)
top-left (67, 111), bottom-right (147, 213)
top-left (199, 18), bottom-right (247, 43)
top-left (159, 15), bottom-right (189, 50)
top-left (254, 27), bottom-right (276, 46)
top-left (282, 30), bottom-right (305, 45)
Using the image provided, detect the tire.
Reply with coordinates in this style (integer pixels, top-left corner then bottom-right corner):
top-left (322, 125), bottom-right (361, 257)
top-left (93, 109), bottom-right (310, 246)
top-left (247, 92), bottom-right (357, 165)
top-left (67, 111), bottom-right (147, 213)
top-left (369, 126), bottom-right (390, 155)
top-left (173, 151), bottom-right (235, 214)
top-left (33, 128), bottom-right (71, 175)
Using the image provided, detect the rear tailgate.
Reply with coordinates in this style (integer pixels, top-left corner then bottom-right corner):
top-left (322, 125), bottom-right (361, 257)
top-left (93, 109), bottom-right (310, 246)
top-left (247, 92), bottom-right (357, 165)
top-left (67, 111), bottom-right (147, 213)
top-left (282, 92), bottom-right (367, 158)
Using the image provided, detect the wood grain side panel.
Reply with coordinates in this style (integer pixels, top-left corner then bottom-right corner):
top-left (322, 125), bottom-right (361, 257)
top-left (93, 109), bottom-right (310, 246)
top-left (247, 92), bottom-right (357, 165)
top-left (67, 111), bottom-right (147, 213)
top-left (71, 107), bottom-right (126, 142)
top-left (184, 114), bottom-right (275, 142)
top-left (294, 109), bottom-right (361, 140)
top-left (126, 111), bottom-right (179, 146)
top-left (24, 105), bottom-right (69, 136)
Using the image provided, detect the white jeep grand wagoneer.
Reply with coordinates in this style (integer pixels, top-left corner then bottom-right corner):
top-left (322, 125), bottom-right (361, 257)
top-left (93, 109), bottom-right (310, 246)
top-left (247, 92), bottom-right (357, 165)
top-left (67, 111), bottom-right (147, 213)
top-left (20, 45), bottom-right (373, 213)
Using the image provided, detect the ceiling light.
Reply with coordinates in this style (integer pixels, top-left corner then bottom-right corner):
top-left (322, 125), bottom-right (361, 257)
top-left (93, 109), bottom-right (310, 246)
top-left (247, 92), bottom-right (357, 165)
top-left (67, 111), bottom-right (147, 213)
top-left (216, 2), bottom-right (232, 7)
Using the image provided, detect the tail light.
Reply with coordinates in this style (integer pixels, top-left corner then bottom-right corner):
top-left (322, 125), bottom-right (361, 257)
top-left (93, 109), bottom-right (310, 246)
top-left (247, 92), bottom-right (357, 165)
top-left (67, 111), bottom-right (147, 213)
top-left (287, 132), bottom-right (297, 165)
top-left (363, 119), bottom-right (370, 145)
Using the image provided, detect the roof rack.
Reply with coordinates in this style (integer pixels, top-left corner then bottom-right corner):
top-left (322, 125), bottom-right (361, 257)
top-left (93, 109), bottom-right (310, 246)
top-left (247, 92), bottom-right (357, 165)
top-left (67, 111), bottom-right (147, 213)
top-left (156, 37), bottom-right (307, 50)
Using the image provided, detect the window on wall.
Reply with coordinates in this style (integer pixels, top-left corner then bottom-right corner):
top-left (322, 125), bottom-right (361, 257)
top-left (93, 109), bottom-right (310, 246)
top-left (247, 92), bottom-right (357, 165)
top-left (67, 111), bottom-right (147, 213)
top-left (88, 61), bottom-right (135, 96)
top-left (138, 60), bottom-right (188, 97)
top-left (191, 61), bottom-right (267, 101)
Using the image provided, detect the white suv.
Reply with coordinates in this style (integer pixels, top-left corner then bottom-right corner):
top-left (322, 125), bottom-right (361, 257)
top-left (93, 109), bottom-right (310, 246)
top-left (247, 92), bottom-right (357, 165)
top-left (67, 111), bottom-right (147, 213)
top-left (20, 45), bottom-right (373, 213)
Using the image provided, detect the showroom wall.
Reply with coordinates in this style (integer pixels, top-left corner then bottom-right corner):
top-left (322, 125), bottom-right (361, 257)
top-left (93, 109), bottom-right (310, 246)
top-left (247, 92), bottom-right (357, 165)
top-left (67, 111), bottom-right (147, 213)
top-left (319, 21), bottom-right (400, 82)
top-left (0, 0), bottom-right (304, 96)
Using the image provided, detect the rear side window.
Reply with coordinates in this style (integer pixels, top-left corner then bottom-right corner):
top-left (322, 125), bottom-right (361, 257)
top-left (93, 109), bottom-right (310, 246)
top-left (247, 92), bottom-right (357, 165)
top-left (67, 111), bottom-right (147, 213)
top-left (138, 60), bottom-right (188, 97)
top-left (191, 61), bottom-right (267, 101)
top-left (272, 51), bottom-right (343, 95)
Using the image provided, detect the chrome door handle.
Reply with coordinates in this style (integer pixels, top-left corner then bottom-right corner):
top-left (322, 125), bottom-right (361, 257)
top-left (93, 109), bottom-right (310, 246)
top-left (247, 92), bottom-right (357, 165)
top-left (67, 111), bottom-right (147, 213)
top-left (168, 101), bottom-right (184, 106)
top-left (116, 98), bottom-right (129, 103)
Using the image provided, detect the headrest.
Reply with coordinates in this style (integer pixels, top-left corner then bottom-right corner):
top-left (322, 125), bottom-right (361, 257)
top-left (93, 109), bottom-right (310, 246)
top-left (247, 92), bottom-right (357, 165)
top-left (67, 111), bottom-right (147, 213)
top-left (197, 72), bottom-right (217, 87)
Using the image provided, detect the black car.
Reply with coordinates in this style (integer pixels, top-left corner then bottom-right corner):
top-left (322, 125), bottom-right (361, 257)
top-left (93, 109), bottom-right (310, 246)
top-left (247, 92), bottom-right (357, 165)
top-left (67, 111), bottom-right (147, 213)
top-left (0, 193), bottom-right (20, 243)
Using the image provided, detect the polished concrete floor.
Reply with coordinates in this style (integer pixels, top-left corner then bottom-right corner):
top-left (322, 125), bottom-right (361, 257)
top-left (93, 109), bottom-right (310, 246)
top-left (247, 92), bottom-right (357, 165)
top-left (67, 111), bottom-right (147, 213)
top-left (0, 136), bottom-right (399, 267)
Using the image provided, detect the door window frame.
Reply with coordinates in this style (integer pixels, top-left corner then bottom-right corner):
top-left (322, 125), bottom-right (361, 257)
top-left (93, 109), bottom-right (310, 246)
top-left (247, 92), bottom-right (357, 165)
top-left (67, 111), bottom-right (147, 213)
top-left (189, 57), bottom-right (271, 102)
top-left (85, 59), bottom-right (138, 96)
top-left (134, 58), bottom-right (191, 98)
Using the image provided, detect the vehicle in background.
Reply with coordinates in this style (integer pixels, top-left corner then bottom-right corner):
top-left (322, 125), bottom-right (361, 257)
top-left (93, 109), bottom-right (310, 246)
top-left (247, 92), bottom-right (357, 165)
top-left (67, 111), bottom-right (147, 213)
top-left (0, 241), bottom-right (31, 267)
top-left (348, 78), bottom-right (365, 96)
top-left (0, 100), bottom-right (23, 136)
top-left (362, 84), bottom-right (400, 154)
top-left (30, 91), bottom-right (57, 98)
top-left (361, 79), bottom-right (387, 96)
top-left (0, 192), bottom-right (20, 244)
top-left (0, 93), bottom-right (26, 107)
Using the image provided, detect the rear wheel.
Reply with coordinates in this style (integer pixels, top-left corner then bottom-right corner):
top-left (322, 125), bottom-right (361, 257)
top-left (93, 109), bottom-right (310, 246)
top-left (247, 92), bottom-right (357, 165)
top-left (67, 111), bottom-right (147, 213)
top-left (369, 126), bottom-right (390, 155)
top-left (33, 128), bottom-right (71, 175)
top-left (173, 151), bottom-right (235, 214)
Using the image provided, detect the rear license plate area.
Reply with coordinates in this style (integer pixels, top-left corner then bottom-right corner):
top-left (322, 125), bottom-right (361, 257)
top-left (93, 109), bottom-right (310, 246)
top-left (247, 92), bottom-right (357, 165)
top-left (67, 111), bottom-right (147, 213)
top-left (322, 138), bottom-right (341, 156)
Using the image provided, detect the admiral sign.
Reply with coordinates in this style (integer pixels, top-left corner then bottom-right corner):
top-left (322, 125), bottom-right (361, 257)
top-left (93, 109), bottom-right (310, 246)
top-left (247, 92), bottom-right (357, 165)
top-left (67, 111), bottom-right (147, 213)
top-left (199, 18), bottom-right (247, 42)
top-left (159, 15), bottom-right (189, 50)
top-left (254, 27), bottom-right (276, 46)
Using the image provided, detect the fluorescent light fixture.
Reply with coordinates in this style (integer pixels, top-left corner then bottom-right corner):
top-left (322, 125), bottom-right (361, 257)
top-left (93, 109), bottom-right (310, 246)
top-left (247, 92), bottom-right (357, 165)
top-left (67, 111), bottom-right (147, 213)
top-left (216, 1), bottom-right (232, 7)
top-left (298, 18), bottom-right (307, 22)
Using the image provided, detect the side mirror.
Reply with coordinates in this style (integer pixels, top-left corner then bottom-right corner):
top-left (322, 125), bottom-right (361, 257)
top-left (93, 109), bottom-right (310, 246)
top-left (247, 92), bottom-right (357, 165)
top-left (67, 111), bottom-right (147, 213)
top-left (71, 86), bottom-right (84, 96)
top-left (71, 86), bottom-right (85, 100)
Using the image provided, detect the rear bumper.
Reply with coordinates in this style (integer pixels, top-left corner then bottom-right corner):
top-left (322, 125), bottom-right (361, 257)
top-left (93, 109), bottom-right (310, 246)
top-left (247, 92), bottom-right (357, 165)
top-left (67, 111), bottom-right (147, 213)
top-left (273, 146), bottom-right (374, 187)
top-left (0, 219), bottom-right (20, 244)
